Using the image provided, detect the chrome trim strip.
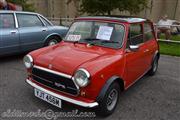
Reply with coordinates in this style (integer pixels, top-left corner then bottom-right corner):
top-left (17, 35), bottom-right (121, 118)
top-left (38, 14), bottom-right (53, 26)
top-left (71, 77), bottom-right (80, 90)
top-left (73, 68), bottom-right (90, 87)
top-left (27, 55), bottom-right (33, 63)
top-left (26, 79), bottom-right (98, 108)
top-left (78, 68), bottom-right (90, 78)
top-left (13, 13), bottom-right (18, 28)
top-left (33, 65), bottom-right (72, 79)
top-left (37, 14), bottom-right (46, 26)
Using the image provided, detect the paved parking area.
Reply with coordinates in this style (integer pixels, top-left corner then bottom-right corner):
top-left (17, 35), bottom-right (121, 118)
top-left (0, 55), bottom-right (180, 120)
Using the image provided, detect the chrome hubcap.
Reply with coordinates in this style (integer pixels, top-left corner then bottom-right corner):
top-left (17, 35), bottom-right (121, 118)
top-left (106, 89), bottom-right (118, 111)
top-left (153, 59), bottom-right (158, 72)
top-left (48, 40), bottom-right (58, 46)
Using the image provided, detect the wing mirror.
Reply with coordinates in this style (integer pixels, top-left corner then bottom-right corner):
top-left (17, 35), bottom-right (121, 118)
top-left (129, 45), bottom-right (139, 51)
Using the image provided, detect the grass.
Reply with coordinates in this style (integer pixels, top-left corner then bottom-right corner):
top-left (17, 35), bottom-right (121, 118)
top-left (160, 34), bottom-right (180, 41)
top-left (159, 41), bottom-right (180, 56)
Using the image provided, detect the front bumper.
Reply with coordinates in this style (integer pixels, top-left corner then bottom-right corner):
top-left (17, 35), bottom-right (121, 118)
top-left (26, 79), bottom-right (99, 108)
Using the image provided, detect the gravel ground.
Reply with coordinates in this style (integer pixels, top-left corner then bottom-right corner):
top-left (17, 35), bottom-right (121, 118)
top-left (0, 54), bottom-right (180, 120)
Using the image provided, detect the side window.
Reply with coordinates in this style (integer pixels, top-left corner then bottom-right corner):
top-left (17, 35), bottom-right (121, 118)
top-left (0, 13), bottom-right (15, 29)
top-left (39, 16), bottom-right (52, 26)
top-left (17, 14), bottom-right (43, 27)
top-left (144, 22), bottom-right (154, 42)
top-left (129, 24), bottom-right (143, 45)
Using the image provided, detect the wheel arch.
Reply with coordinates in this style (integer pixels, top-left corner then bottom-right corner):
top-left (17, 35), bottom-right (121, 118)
top-left (96, 76), bottom-right (125, 102)
top-left (44, 33), bottom-right (62, 43)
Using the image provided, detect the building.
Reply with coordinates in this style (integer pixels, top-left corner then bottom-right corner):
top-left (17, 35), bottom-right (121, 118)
top-left (140, 0), bottom-right (180, 21)
top-left (27, 0), bottom-right (78, 18)
top-left (27, 0), bottom-right (48, 17)
top-left (28, 0), bottom-right (180, 22)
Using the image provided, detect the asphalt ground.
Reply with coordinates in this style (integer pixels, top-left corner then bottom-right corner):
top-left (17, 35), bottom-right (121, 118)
top-left (0, 54), bottom-right (180, 120)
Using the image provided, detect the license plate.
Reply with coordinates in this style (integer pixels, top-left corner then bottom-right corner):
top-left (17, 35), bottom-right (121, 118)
top-left (34, 88), bottom-right (62, 108)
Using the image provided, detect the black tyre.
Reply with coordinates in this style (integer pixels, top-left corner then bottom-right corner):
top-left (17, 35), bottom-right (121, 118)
top-left (45, 36), bottom-right (61, 46)
top-left (149, 56), bottom-right (159, 76)
top-left (97, 82), bottom-right (120, 116)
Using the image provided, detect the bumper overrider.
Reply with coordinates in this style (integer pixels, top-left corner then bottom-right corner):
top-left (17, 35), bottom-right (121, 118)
top-left (26, 78), bottom-right (99, 108)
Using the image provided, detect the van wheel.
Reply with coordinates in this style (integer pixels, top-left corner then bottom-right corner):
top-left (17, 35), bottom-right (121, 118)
top-left (149, 56), bottom-right (158, 76)
top-left (45, 36), bottom-right (61, 46)
top-left (97, 82), bottom-right (120, 116)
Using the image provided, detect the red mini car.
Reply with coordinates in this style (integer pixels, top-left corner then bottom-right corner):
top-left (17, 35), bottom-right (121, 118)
top-left (24, 16), bottom-right (160, 116)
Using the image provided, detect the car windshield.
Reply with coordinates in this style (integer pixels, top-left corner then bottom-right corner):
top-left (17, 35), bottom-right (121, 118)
top-left (64, 21), bottom-right (125, 49)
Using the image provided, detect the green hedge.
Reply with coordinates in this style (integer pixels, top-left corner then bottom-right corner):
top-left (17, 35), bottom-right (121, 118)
top-left (160, 35), bottom-right (180, 41)
top-left (159, 41), bottom-right (180, 56)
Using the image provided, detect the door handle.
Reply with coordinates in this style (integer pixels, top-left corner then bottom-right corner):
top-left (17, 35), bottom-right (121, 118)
top-left (144, 49), bottom-right (150, 53)
top-left (42, 28), bottom-right (47, 32)
top-left (10, 30), bottom-right (17, 34)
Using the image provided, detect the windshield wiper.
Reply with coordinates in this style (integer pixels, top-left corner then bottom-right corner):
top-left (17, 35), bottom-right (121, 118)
top-left (100, 41), bottom-right (120, 44)
top-left (82, 38), bottom-right (119, 46)
top-left (83, 38), bottom-right (101, 41)
top-left (84, 38), bottom-right (119, 44)
top-left (73, 41), bottom-right (79, 44)
top-left (81, 38), bottom-right (102, 45)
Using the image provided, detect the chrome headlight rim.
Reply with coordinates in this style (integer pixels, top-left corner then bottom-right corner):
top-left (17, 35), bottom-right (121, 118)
top-left (74, 68), bottom-right (90, 88)
top-left (23, 55), bottom-right (33, 69)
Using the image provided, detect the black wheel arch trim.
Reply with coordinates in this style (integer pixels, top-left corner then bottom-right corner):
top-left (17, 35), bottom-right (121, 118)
top-left (152, 50), bottom-right (160, 64)
top-left (96, 76), bottom-right (124, 102)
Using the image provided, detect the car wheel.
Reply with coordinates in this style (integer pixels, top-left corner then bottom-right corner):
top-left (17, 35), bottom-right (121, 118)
top-left (97, 82), bottom-right (120, 116)
top-left (45, 36), bottom-right (61, 46)
top-left (149, 56), bottom-right (158, 76)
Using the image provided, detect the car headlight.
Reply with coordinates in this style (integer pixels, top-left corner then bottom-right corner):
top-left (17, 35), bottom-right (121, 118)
top-left (74, 69), bottom-right (90, 87)
top-left (23, 55), bottom-right (33, 69)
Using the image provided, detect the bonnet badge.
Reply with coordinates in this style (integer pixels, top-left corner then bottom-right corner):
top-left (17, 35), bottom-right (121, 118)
top-left (48, 64), bottom-right (52, 69)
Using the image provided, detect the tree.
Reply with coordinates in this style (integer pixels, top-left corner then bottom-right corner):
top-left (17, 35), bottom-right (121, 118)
top-left (67, 0), bottom-right (81, 16)
top-left (80, 0), bottom-right (148, 15)
top-left (7, 0), bottom-right (34, 11)
top-left (120, 0), bottom-right (149, 14)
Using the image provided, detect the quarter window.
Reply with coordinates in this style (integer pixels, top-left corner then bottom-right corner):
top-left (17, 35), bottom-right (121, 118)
top-left (129, 24), bottom-right (143, 45)
top-left (144, 22), bottom-right (154, 42)
top-left (39, 16), bottom-right (52, 26)
top-left (0, 13), bottom-right (15, 29)
top-left (17, 14), bottom-right (43, 27)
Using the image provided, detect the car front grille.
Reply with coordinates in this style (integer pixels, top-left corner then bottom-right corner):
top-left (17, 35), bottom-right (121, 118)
top-left (31, 66), bottom-right (79, 96)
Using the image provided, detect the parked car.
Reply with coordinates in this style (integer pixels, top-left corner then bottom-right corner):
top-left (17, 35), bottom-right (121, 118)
top-left (24, 16), bottom-right (160, 116)
top-left (0, 11), bottom-right (68, 56)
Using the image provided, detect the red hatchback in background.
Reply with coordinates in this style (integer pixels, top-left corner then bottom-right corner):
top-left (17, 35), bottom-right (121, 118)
top-left (24, 16), bottom-right (160, 116)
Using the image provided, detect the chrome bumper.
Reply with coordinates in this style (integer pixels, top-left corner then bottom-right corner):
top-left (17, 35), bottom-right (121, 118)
top-left (26, 79), bottom-right (99, 108)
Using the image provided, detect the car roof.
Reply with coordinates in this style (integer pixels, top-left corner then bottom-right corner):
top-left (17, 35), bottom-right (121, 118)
top-left (0, 10), bottom-right (40, 15)
top-left (75, 15), bottom-right (150, 23)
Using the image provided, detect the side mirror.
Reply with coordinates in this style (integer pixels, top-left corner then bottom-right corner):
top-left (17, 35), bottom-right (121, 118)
top-left (129, 45), bottom-right (139, 51)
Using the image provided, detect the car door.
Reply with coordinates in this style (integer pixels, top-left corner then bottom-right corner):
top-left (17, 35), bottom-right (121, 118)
top-left (143, 22), bottom-right (157, 69)
top-left (0, 13), bottom-right (20, 56)
top-left (16, 13), bottom-right (48, 52)
top-left (125, 23), bottom-right (147, 86)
